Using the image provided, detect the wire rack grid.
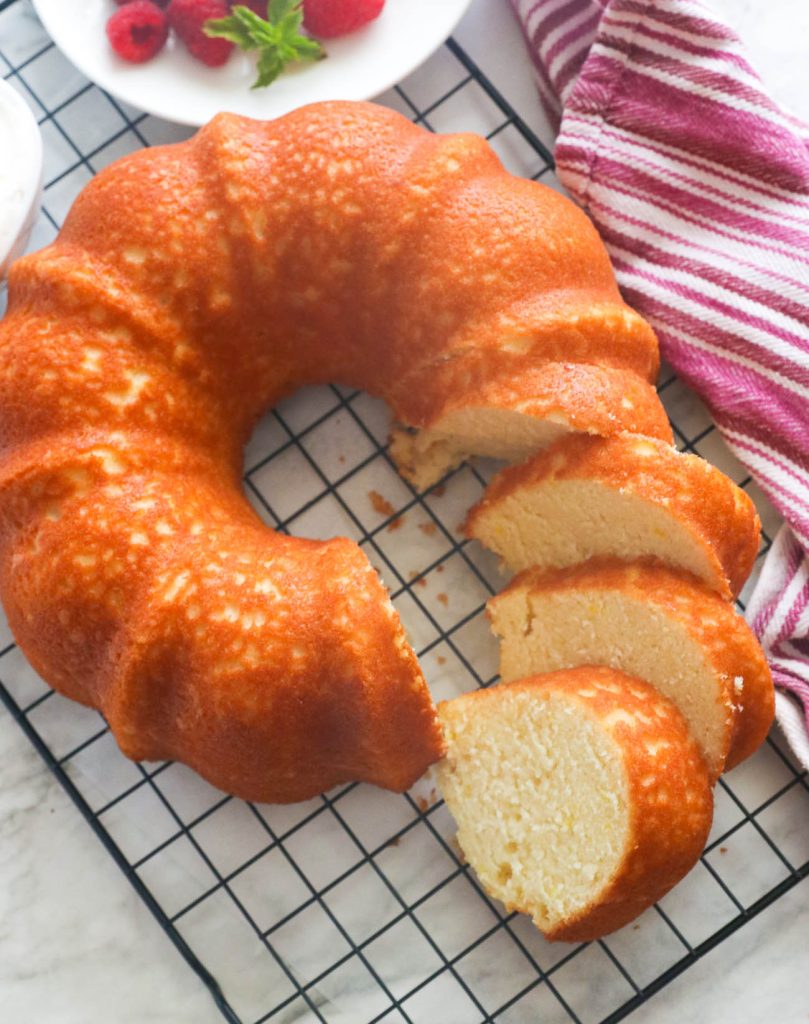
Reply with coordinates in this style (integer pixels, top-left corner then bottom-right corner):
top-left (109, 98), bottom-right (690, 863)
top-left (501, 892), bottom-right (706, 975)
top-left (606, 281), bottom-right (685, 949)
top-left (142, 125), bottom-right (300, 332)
top-left (1, 2), bottom-right (809, 1022)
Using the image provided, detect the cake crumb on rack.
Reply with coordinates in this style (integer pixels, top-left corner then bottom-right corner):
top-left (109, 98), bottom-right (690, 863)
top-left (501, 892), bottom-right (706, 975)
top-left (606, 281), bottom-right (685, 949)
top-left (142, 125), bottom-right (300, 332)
top-left (368, 490), bottom-right (395, 516)
top-left (449, 836), bottom-right (466, 863)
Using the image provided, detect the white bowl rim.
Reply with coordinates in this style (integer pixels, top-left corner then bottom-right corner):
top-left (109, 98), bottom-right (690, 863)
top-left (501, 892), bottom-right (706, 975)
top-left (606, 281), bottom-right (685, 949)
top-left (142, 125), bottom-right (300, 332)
top-left (0, 79), bottom-right (44, 276)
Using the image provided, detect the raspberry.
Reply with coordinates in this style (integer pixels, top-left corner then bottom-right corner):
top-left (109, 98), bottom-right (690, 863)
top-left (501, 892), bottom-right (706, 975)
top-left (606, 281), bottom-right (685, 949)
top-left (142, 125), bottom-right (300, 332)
top-left (168, 0), bottom-right (234, 67)
top-left (107, 1), bottom-right (169, 63)
top-left (303, 0), bottom-right (384, 39)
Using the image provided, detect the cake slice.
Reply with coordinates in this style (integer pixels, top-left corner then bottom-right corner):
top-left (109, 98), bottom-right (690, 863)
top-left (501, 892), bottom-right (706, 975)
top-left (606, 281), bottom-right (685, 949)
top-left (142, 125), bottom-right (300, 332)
top-left (465, 433), bottom-right (760, 599)
top-left (389, 362), bottom-right (671, 490)
top-left (488, 559), bottom-right (774, 779)
top-left (436, 667), bottom-right (713, 942)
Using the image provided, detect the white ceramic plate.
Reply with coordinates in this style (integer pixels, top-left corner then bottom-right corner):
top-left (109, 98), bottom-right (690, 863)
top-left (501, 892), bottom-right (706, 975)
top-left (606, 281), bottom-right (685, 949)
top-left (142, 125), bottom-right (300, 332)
top-left (32, 0), bottom-right (473, 126)
top-left (0, 79), bottom-right (43, 279)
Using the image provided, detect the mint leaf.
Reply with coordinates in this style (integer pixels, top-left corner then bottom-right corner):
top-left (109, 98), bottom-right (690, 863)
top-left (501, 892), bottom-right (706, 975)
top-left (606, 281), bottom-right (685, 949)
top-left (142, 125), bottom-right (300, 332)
top-left (297, 37), bottom-right (323, 58)
top-left (268, 0), bottom-right (290, 22)
top-left (254, 48), bottom-right (284, 89)
top-left (205, 0), bottom-right (324, 90)
top-left (203, 15), bottom-right (255, 49)
top-left (230, 6), bottom-right (278, 44)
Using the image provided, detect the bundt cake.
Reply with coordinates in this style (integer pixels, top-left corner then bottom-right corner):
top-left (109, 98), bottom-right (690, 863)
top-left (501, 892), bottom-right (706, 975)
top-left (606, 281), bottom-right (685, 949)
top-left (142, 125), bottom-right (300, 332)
top-left (436, 667), bottom-right (714, 942)
top-left (465, 433), bottom-right (760, 599)
top-left (488, 559), bottom-right (774, 779)
top-left (0, 100), bottom-right (667, 803)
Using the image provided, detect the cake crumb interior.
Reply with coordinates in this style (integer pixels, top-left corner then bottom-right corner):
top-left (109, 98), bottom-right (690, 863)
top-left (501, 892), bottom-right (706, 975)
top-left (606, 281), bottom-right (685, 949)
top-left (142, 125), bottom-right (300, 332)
top-left (391, 409), bottom-right (569, 489)
top-left (491, 588), bottom-right (728, 772)
top-left (472, 479), bottom-right (716, 583)
top-left (437, 687), bottom-right (628, 931)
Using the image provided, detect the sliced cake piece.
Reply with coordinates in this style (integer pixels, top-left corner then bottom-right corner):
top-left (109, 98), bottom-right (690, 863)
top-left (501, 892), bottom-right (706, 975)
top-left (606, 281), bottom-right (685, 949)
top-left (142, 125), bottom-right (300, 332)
top-left (389, 362), bottom-right (671, 490)
top-left (436, 667), bottom-right (713, 942)
top-left (488, 559), bottom-right (774, 779)
top-left (465, 433), bottom-right (760, 599)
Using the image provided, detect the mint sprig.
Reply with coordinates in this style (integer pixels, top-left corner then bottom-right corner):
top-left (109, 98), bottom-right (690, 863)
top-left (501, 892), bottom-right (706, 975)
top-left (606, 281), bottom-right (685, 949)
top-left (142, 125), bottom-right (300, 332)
top-left (205, 0), bottom-right (324, 89)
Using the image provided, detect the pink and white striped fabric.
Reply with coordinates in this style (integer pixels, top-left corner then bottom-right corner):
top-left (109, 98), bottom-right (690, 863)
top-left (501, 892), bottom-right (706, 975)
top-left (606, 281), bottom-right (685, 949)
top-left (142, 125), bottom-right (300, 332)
top-left (511, 0), bottom-right (809, 768)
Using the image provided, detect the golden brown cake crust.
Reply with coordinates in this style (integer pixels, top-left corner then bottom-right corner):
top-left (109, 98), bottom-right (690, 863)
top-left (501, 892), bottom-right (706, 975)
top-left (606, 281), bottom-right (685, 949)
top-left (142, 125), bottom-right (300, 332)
top-left (465, 433), bottom-right (760, 598)
top-left (0, 433), bottom-right (444, 802)
top-left (3, 103), bottom-right (656, 440)
top-left (492, 559), bottom-right (774, 772)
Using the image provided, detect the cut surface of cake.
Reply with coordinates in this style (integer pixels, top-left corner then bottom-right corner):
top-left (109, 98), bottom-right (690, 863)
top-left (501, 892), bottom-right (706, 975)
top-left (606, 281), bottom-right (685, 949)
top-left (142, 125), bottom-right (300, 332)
top-left (391, 363), bottom-right (671, 491)
top-left (436, 667), bottom-right (713, 942)
top-left (489, 559), bottom-right (774, 778)
top-left (465, 433), bottom-right (760, 598)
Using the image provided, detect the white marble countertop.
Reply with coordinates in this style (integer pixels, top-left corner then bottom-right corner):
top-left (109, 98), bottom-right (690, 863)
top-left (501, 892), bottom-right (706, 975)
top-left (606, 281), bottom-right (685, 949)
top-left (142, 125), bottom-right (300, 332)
top-left (2, 0), bottom-right (809, 1022)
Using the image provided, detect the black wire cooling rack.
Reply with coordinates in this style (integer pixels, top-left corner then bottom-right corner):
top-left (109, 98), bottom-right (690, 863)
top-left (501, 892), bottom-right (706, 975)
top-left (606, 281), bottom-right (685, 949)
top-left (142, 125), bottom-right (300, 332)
top-left (2, 2), bottom-right (809, 1022)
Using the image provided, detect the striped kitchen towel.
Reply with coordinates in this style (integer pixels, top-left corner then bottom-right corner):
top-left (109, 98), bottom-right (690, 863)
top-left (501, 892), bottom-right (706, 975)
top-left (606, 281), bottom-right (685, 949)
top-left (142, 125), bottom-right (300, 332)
top-left (511, 0), bottom-right (809, 768)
